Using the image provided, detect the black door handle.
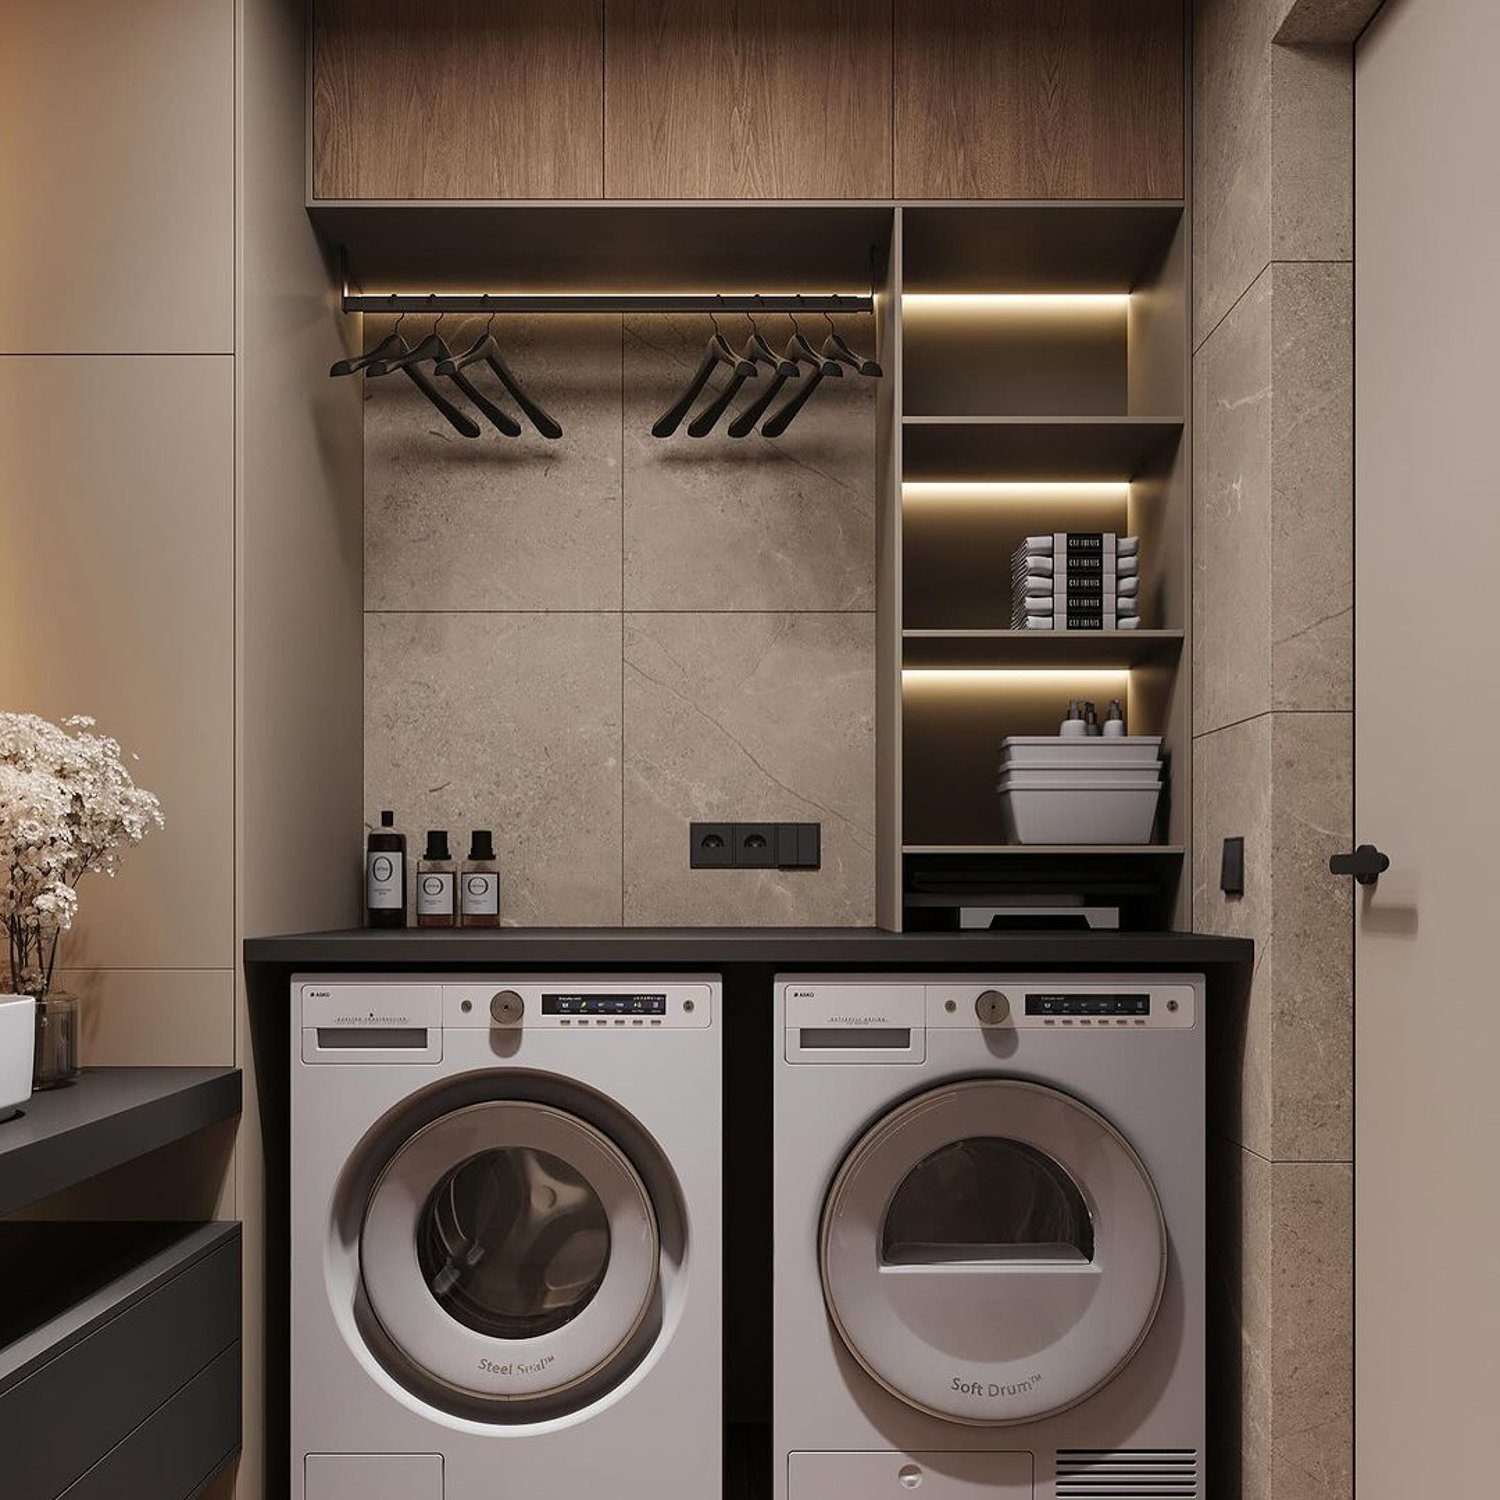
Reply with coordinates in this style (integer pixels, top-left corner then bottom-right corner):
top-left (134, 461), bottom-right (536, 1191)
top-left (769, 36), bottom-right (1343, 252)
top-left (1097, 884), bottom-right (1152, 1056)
top-left (1329, 844), bottom-right (1390, 885)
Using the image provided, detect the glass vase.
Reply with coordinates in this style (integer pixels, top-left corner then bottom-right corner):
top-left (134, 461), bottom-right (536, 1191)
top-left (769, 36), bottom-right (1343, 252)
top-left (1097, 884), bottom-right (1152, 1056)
top-left (33, 989), bottom-right (81, 1089)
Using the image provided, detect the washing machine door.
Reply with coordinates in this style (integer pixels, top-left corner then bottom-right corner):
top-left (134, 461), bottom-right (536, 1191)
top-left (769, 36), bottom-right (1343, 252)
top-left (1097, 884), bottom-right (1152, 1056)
top-left (360, 1100), bottom-right (658, 1408)
top-left (820, 1079), bottom-right (1165, 1426)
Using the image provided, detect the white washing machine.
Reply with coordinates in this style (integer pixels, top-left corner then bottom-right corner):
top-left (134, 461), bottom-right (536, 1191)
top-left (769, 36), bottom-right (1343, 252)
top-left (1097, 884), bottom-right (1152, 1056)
top-left (291, 974), bottom-right (721, 1500)
top-left (773, 973), bottom-right (1204, 1500)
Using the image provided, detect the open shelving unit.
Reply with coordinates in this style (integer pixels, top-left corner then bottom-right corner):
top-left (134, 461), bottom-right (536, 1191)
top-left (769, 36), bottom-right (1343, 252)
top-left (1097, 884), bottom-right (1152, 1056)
top-left (877, 203), bottom-right (1191, 930)
top-left (305, 195), bottom-right (1190, 935)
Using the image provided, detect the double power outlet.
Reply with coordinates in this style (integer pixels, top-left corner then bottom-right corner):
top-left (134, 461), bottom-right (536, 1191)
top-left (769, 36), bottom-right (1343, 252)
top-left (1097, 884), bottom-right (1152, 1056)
top-left (690, 822), bottom-right (821, 870)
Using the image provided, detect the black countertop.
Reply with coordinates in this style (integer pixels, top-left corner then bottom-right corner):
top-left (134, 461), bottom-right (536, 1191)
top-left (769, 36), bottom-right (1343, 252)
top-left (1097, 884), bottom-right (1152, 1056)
top-left (244, 926), bottom-right (1251, 970)
top-left (0, 1067), bottom-right (242, 1218)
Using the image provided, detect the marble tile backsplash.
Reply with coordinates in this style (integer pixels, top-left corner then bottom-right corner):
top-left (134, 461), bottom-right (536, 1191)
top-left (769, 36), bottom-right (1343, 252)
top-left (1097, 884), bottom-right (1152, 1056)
top-left (362, 314), bottom-right (878, 925)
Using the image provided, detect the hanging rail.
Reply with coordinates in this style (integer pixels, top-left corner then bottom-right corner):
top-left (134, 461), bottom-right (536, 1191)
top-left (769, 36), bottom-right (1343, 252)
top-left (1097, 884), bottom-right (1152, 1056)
top-left (340, 291), bottom-right (874, 315)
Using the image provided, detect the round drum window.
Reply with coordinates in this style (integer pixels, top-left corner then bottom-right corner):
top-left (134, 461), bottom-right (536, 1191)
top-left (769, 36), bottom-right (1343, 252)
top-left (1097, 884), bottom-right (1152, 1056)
top-left (881, 1137), bottom-right (1094, 1267)
top-left (418, 1147), bottom-right (611, 1339)
top-left (820, 1079), bottom-right (1166, 1426)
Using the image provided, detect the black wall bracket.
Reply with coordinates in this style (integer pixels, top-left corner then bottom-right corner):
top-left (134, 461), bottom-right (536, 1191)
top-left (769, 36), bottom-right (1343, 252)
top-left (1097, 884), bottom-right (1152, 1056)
top-left (691, 822), bottom-right (821, 870)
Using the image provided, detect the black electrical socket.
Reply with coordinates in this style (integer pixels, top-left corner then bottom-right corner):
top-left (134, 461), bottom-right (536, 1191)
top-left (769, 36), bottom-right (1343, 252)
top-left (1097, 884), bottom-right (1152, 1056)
top-left (692, 820), bottom-right (822, 870)
top-left (689, 822), bottom-right (735, 868)
top-left (736, 823), bottom-right (777, 868)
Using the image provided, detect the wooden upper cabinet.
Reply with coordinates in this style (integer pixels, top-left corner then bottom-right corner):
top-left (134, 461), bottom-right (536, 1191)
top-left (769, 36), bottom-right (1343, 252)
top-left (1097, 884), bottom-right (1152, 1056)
top-left (603, 0), bottom-right (893, 198)
top-left (894, 0), bottom-right (1185, 200)
top-left (312, 0), bottom-right (605, 199)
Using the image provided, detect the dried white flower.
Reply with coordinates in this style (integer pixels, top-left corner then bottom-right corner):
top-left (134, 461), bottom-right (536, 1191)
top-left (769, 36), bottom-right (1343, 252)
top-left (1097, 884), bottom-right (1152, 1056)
top-left (1, 712), bottom-right (163, 997)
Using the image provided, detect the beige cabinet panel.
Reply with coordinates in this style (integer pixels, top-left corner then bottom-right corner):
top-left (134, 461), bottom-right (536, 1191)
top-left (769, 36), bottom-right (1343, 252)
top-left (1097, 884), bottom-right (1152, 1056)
top-left (312, 0), bottom-right (605, 198)
top-left (0, 356), bottom-right (235, 970)
top-left (604, 0), bottom-right (893, 198)
top-left (58, 968), bottom-right (236, 1067)
top-left (0, 0), bottom-right (234, 352)
top-left (894, 0), bottom-right (1184, 200)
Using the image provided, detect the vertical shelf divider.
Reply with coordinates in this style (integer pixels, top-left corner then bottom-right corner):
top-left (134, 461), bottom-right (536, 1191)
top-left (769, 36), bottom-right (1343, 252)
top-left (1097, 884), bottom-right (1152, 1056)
top-left (876, 206), bottom-right (905, 931)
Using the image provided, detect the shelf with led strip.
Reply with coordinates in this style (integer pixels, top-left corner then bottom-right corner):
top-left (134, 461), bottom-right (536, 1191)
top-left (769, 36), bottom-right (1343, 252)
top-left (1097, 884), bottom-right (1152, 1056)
top-left (901, 629), bottom-right (1183, 670)
top-left (901, 417), bottom-right (1184, 482)
top-left (902, 844), bottom-right (1184, 856)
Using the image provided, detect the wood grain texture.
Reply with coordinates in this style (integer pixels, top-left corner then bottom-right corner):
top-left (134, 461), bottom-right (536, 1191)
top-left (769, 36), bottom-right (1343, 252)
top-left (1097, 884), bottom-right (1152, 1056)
top-left (603, 0), bottom-right (893, 198)
top-left (894, 0), bottom-right (1185, 200)
top-left (312, 0), bottom-right (604, 199)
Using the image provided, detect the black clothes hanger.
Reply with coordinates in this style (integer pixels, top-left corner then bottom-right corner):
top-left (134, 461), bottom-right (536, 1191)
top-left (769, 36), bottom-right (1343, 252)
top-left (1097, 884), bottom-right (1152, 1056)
top-left (435, 305), bottom-right (562, 440)
top-left (653, 306), bottom-right (758, 439)
top-left (365, 309), bottom-right (483, 440)
top-left (688, 308), bottom-right (791, 438)
top-left (329, 327), bottom-right (402, 377)
top-left (819, 311), bottom-right (884, 378)
top-left (760, 308), bottom-right (844, 439)
top-left (727, 310), bottom-right (810, 439)
top-left (429, 311), bottom-right (522, 437)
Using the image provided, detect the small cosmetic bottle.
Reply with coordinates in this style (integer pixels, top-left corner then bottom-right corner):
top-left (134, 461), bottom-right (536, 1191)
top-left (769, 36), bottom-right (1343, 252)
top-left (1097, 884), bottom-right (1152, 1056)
top-left (460, 830), bottom-right (501, 928)
top-left (1103, 699), bottom-right (1127, 738)
top-left (416, 830), bottom-right (457, 928)
top-left (365, 810), bottom-right (407, 928)
top-left (1060, 700), bottom-right (1088, 738)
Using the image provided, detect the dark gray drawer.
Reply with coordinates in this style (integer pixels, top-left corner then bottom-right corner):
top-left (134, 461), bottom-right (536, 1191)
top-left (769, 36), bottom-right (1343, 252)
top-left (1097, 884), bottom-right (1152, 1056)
top-left (0, 1222), bottom-right (240, 1500)
top-left (60, 1342), bottom-right (240, 1500)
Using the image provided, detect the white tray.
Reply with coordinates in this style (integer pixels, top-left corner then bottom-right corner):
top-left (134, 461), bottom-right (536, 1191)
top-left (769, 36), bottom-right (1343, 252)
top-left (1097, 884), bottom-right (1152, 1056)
top-left (1000, 735), bottom-right (1163, 769)
top-left (998, 767), bottom-right (1164, 789)
top-left (999, 783), bottom-right (1163, 845)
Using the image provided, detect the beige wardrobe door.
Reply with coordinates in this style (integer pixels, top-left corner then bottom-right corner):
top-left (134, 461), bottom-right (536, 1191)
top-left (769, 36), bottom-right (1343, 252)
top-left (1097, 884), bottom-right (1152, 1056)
top-left (0, 0), bottom-right (233, 353)
top-left (0, 356), bottom-right (236, 975)
top-left (1354, 1), bottom-right (1500, 1493)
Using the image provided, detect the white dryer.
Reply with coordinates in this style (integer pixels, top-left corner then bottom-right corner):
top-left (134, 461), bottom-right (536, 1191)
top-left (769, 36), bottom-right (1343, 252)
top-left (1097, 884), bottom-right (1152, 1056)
top-left (291, 974), bottom-right (721, 1500)
top-left (773, 973), bottom-right (1204, 1500)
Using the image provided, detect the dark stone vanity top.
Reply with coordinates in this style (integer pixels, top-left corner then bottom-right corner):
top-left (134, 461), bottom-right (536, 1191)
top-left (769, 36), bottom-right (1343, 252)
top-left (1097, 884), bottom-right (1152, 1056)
top-left (244, 926), bottom-right (1251, 972)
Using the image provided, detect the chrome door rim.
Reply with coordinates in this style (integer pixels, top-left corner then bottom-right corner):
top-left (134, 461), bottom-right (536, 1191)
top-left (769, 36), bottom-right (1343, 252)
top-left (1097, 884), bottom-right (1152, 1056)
top-left (361, 1100), bottom-right (659, 1405)
top-left (819, 1079), bottom-right (1167, 1426)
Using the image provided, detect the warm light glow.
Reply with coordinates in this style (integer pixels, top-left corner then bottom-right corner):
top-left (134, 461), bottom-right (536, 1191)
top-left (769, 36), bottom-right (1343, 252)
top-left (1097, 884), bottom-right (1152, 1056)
top-left (902, 482), bottom-right (1131, 503)
top-left (355, 290), bottom-right (869, 303)
top-left (902, 293), bottom-right (1130, 309)
top-left (902, 669), bottom-right (1132, 686)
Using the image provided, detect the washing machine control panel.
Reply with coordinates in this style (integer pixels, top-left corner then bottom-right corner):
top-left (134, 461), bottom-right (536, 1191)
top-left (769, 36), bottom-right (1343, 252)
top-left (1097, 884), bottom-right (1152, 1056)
top-left (297, 975), bottom-right (715, 1062)
top-left (444, 977), bottom-right (713, 1030)
top-left (542, 991), bottom-right (669, 1017)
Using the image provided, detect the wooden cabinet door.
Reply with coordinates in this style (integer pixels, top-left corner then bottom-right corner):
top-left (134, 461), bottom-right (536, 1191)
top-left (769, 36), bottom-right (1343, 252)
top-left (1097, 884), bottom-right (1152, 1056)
top-left (894, 0), bottom-right (1184, 200)
top-left (312, 0), bottom-right (604, 199)
top-left (604, 0), bottom-right (893, 198)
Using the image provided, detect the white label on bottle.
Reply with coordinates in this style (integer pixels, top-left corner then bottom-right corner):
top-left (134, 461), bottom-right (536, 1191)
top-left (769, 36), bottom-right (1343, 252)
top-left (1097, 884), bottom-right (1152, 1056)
top-left (416, 870), bottom-right (456, 917)
top-left (367, 851), bottom-right (403, 909)
top-left (461, 872), bottom-right (499, 916)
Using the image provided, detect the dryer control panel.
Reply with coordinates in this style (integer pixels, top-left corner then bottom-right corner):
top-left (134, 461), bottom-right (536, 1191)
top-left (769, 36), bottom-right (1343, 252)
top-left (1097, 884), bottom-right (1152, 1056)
top-left (780, 974), bottom-right (1200, 1065)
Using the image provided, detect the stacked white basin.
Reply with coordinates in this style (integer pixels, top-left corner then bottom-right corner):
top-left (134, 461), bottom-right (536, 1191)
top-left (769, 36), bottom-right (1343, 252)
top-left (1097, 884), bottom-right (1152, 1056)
top-left (997, 736), bottom-right (1164, 844)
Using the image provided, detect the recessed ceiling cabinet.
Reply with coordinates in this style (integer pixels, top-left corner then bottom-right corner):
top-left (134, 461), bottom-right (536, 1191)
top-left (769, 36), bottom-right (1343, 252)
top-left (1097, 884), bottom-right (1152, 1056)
top-left (603, 0), bottom-right (894, 198)
top-left (311, 0), bottom-right (606, 199)
top-left (308, 0), bottom-right (1183, 203)
top-left (893, 0), bottom-right (1185, 200)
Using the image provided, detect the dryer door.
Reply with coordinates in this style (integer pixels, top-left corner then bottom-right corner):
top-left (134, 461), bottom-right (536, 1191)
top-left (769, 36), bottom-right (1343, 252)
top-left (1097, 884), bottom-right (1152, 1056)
top-left (820, 1079), bottom-right (1165, 1426)
top-left (361, 1100), bottom-right (658, 1409)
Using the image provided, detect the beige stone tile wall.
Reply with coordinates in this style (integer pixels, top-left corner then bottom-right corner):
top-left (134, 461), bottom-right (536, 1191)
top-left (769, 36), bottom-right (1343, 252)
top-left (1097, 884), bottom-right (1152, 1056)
top-left (363, 314), bottom-right (878, 925)
top-left (1194, 1), bottom-right (1358, 1495)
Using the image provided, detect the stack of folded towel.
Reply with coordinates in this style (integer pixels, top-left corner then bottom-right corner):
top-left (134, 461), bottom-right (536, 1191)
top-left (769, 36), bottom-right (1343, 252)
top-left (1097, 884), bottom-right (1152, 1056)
top-left (1010, 533), bottom-right (1142, 630)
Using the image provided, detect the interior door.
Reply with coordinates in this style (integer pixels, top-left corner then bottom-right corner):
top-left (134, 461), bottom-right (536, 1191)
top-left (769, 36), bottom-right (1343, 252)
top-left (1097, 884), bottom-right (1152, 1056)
top-left (1355, 1), bottom-right (1500, 1492)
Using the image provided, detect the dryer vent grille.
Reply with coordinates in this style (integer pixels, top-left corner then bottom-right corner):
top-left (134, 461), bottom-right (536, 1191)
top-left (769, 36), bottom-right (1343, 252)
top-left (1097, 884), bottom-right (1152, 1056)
top-left (1055, 1449), bottom-right (1199, 1499)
